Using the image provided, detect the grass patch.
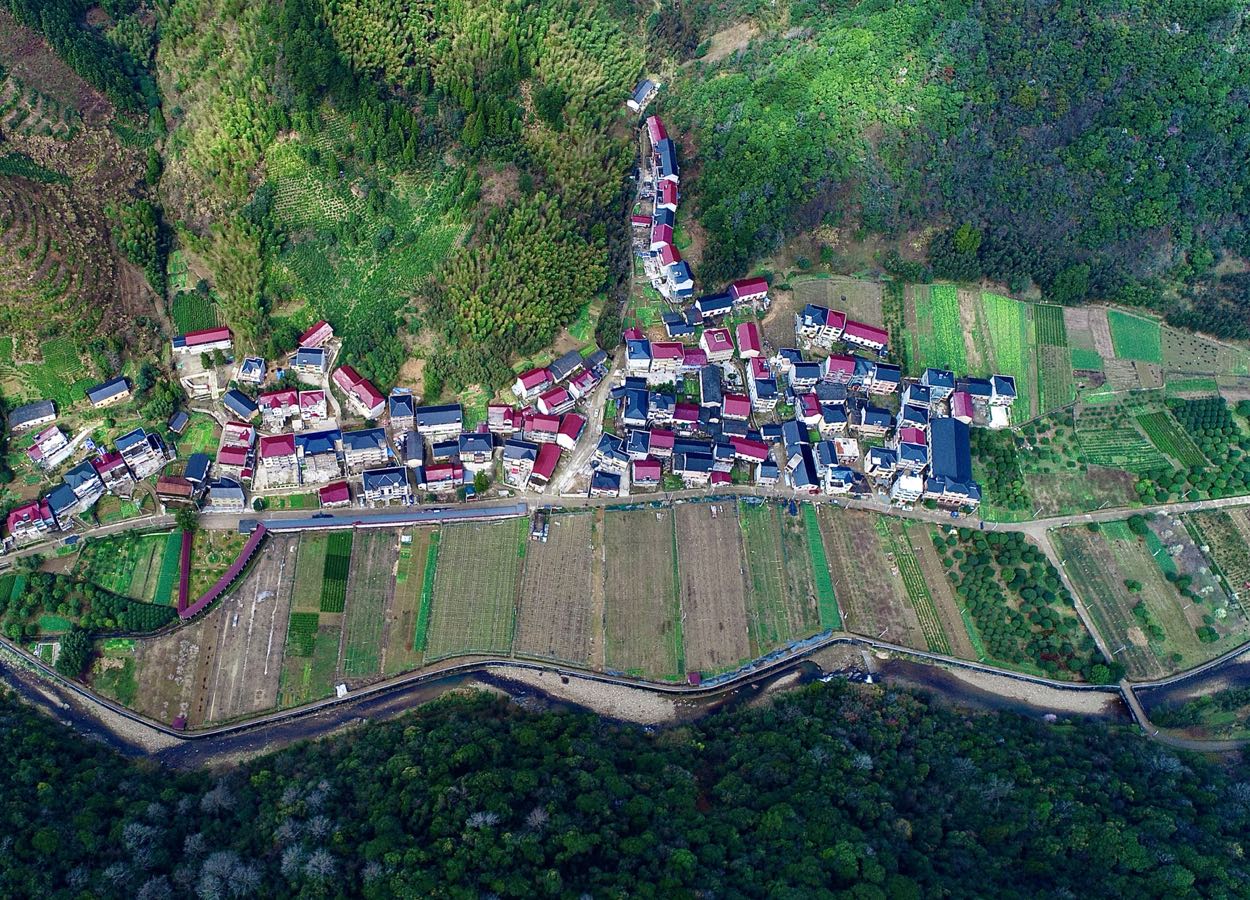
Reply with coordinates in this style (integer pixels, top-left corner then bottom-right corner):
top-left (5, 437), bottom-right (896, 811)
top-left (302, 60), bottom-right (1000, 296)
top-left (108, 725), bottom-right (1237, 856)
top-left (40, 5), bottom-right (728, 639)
top-left (319, 531), bottom-right (353, 613)
top-left (1107, 310), bottom-right (1162, 363)
top-left (803, 504), bottom-right (840, 630)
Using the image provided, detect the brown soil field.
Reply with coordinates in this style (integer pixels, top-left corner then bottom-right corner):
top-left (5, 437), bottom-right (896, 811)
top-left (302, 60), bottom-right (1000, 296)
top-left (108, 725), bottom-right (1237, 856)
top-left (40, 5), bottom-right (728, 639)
top-left (129, 536), bottom-right (298, 727)
top-left (912, 525), bottom-right (976, 659)
top-left (775, 507), bottom-right (823, 637)
top-left (0, 9), bottom-right (114, 125)
top-left (675, 503), bottom-right (751, 676)
top-left (603, 508), bottom-right (682, 679)
top-left (515, 512), bottom-right (598, 666)
top-left (817, 507), bottom-right (925, 648)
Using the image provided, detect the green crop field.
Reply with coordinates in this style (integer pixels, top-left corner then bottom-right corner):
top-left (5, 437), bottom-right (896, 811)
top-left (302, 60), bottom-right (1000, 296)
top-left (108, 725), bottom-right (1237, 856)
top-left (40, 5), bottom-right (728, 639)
top-left (803, 504), bottom-right (841, 630)
top-left (286, 612), bottom-right (319, 657)
top-left (1136, 411), bottom-right (1207, 467)
top-left (176, 415), bottom-right (219, 456)
top-left (981, 292), bottom-right (1035, 416)
top-left (412, 531), bottom-right (441, 652)
top-left (171, 292), bottom-right (219, 332)
top-left (1107, 310), bottom-right (1162, 363)
top-left (739, 502), bottom-right (822, 652)
top-left (1071, 347), bottom-right (1103, 370)
top-left (15, 338), bottom-right (89, 406)
top-left (37, 614), bottom-right (71, 632)
top-left (279, 622), bottom-right (342, 708)
top-left (915, 284), bottom-right (968, 372)
top-left (151, 531), bottom-right (184, 605)
top-left (292, 535), bottom-right (328, 611)
top-left (1034, 304), bottom-right (1074, 411)
top-left (341, 531), bottom-right (393, 678)
top-left (424, 521), bottom-right (523, 660)
top-left (1035, 304), bottom-right (1068, 346)
top-left (319, 532), bottom-right (353, 613)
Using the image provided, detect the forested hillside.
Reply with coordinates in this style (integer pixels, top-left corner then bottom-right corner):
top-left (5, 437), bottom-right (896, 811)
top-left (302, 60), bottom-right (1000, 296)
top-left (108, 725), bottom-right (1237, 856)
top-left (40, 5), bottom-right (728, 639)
top-left (3, 683), bottom-right (1247, 896)
top-left (667, 0), bottom-right (1250, 332)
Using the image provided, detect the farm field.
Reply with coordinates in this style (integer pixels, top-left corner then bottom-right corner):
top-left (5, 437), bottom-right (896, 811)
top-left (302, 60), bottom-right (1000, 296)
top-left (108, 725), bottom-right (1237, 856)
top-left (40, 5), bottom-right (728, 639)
top-left (603, 508), bottom-right (683, 679)
top-left (911, 284), bottom-right (967, 373)
top-left (170, 291), bottom-right (219, 332)
top-left (424, 520), bottom-right (524, 661)
top-left (77, 531), bottom-right (171, 601)
top-left (1186, 510), bottom-right (1250, 601)
top-left (980, 292), bottom-right (1036, 418)
top-left (1074, 403), bottom-right (1171, 473)
top-left (1053, 522), bottom-right (1246, 680)
top-left (878, 520), bottom-right (953, 656)
top-left (291, 534), bottom-right (328, 611)
top-left (1107, 310), bottom-right (1162, 363)
top-left (175, 415), bottom-right (220, 457)
top-left (515, 512), bottom-right (598, 666)
top-left (279, 618), bottom-right (342, 709)
top-left (1034, 304), bottom-right (1074, 411)
top-left (340, 530), bottom-right (397, 679)
top-left (815, 507), bottom-right (923, 650)
top-left (319, 531), bottom-right (353, 613)
top-left (383, 528), bottom-right (436, 676)
top-left (121, 536), bottom-right (298, 727)
top-left (739, 502), bottom-right (822, 654)
top-left (675, 502), bottom-right (751, 676)
top-left (1135, 410), bottom-right (1206, 467)
top-left (185, 530), bottom-right (248, 600)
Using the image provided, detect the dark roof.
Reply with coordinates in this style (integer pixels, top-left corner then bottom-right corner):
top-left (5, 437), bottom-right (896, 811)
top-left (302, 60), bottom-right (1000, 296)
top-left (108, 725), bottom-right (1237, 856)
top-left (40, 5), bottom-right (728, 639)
top-left (297, 428), bottom-right (342, 456)
top-left (584, 349), bottom-right (608, 370)
top-left (48, 483), bottom-right (78, 515)
top-left (362, 466), bottom-right (409, 491)
top-left (184, 453), bottom-right (211, 484)
top-left (590, 469), bottom-right (621, 492)
top-left (293, 347), bottom-right (326, 367)
top-left (503, 439), bottom-right (539, 462)
top-left (699, 366), bottom-right (723, 407)
top-left (674, 451), bottom-right (714, 474)
top-left (86, 377), bottom-right (129, 405)
top-left (223, 389), bottom-right (258, 419)
top-left (9, 400), bottom-right (55, 429)
top-left (389, 392), bottom-right (416, 419)
top-left (929, 417), bottom-right (973, 482)
top-left (459, 433), bottom-right (494, 455)
top-left (416, 404), bottom-right (463, 428)
top-left (64, 460), bottom-right (100, 491)
top-left (168, 411), bottom-right (190, 434)
top-left (342, 428), bottom-right (388, 452)
top-left (114, 427), bottom-right (148, 453)
top-left (548, 349), bottom-right (584, 382)
top-left (631, 79), bottom-right (655, 103)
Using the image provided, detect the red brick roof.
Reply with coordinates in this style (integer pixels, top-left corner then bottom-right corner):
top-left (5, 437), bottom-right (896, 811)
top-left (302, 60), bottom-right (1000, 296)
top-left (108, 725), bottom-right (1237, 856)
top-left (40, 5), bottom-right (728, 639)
top-left (826, 309), bottom-right (847, 330)
top-left (319, 481), bottom-right (351, 505)
top-left (701, 328), bottom-right (733, 353)
top-left (649, 429), bottom-right (675, 450)
top-left (517, 367), bottom-right (551, 390)
top-left (735, 321), bottom-right (763, 356)
top-left (533, 443), bottom-right (561, 479)
top-left (730, 437), bottom-right (769, 461)
top-left (898, 426), bottom-right (927, 445)
top-left (730, 277), bottom-right (769, 299)
top-left (633, 458), bottom-right (662, 481)
top-left (299, 320), bottom-right (333, 347)
top-left (651, 341), bottom-right (685, 360)
top-left (181, 326), bottom-right (232, 346)
top-left (259, 434), bottom-right (296, 459)
top-left (257, 389), bottom-right (298, 410)
top-left (558, 413), bottom-right (586, 439)
top-left (843, 320), bottom-right (888, 346)
top-left (658, 243), bottom-right (679, 266)
top-left (674, 402), bottom-right (699, 422)
top-left (646, 115), bottom-right (667, 145)
top-left (723, 394), bottom-right (751, 418)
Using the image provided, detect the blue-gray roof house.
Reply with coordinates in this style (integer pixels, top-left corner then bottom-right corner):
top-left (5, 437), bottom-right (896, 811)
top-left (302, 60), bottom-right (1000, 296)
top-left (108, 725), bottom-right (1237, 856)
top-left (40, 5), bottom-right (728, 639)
top-left (694, 292), bottom-right (733, 319)
top-left (291, 347), bottom-right (327, 372)
top-left (184, 453), bottom-right (212, 485)
top-left (663, 311), bottom-right (696, 338)
top-left (114, 427), bottom-right (148, 455)
top-left (168, 410), bottom-right (190, 435)
top-left (223, 389), bottom-right (258, 421)
top-left (416, 404), bottom-right (463, 433)
top-left (64, 460), bottom-right (103, 498)
top-left (9, 399), bottom-right (56, 431)
top-left (655, 138), bottom-right (679, 180)
top-left (926, 417), bottom-right (981, 506)
top-left (48, 483), bottom-right (79, 522)
top-left (86, 377), bottom-right (130, 407)
top-left (297, 428), bottom-right (342, 457)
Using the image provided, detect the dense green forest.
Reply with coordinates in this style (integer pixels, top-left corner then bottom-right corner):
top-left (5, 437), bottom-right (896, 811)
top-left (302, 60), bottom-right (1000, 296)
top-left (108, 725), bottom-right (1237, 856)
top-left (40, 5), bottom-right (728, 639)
top-left (667, 0), bottom-right (1250, 332)
top-left (3, 683), bottom-right (1248, 896)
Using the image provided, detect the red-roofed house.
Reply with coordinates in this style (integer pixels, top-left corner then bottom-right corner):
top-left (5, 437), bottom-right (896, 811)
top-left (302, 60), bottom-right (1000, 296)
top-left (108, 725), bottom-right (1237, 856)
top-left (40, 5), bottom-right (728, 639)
top-left (842, 320), bottom-right (889, 351)
top-left (299, 390), bottom-right (327, 423)
top-left (557, 414), bottom-right (586, 451)
top-left (700, 327), bottom-right (734, 362)
top-left (567, 368), bottom-right (599, 399)
top-left (257, 389), bottom-right (299, 427)
top-left (623, 326), bottom-right (644, 341)
top-left (730, 277), bottom-right (769, 305)
top-left (6, 499), bottom-right (56, 543)
top-left (419, 463), bottom-right (463, 494)
top-left (332, 365), bottom-right (385, 419)
top-left (632, 457), bottom-right (662, 488)
top-left (172, 326), bottom-right (233, 355)
top-left (735, 321), bottom-right (763, 358)
top-left (711, 470), bottom-right (732, 486)
top-left (749, 357), bottom-right (772, 381)
top-left (673, 402), bottom-right (699, 429)
top-left (723, 393), bottom-right (752, 420)
top-left (650, 340), bottom-right (685, 376)
top-left (91, 451), bottom-right (134, 493)
top-left (536, 386), bottom-right (575, 416)
top-left (730, 437), bottom-right (770, 463)
top-left (657, 180), bottom-right (678, 211)
top-left (26, 425), bottom-right (67, 468)
top-left (319, 481), bottom-right (351, 508)
top-left (259, 433), bottom-right (297, 464)
top-left (299, 320), bottom-right (334, 348)
top-left (488, 404), bottom-right (519, 435)
top-left (822, 355), bottom-right (856, 383)
top-left (525, 414), bottom-right (561, 444)
top-left (897, 426), bottom-right (927, 446)
top-left (646, 115), bottom-right (667, 146)
top-left (950, 391), bottom-right (974, 424)
top-left (797, 393), bottom-right (821, 426)
top-left (513, 367), bottom-right (552, 401)
top-left (649, 429), bottom-right (675, 459)
top-left (631, 214), bottom-right (651, 228)
top-left (530, 443), bottom-right (561, 491)
top-left (682, 347), bottom-right (707, 371)
top-left (650, 224), bottom-right (674, 250)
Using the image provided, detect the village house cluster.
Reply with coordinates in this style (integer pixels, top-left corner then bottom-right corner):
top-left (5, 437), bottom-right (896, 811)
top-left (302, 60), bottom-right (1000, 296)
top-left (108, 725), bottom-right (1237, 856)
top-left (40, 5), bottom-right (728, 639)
top-left (633, 115), bottom-right (694, 301)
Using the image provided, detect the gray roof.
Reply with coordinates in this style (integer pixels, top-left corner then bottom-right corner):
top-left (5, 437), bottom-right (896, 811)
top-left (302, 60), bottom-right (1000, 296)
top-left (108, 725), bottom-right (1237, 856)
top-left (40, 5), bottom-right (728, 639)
top-left (223, 389), bottom-right (258, 419)
top-left (362, 466), bottom-right (409, 491)
top-left (590, 469), bottom-right (621, 492)
top-left (64, 460), bottom-right (101, 492)
top-left (459, 433), bottom-right (493, 455)
top-left (929, 417), bottom-right (973, 482)
top-left (631, 79), bottom-right (655, 104)
top-left (292, 347), bottom-right (326, 367)
top-left (184, 453), bottom-right (212, 484)
top-left (416, 404), bottom-right (463, 428)
top-left (389, 392), bottom-right (416, 419)
top-left (48, 483), bottom-right (78, 516)
top-left (9, 400), bottom-right (55, 429)
top-left (548, 350), bottom-right (584, 383)
top-left (342, 428), bottom-right (387, 452)
top-left (503, 439), bottom-right (539, 462)
top-left (584, 349), bottom-right (608, 370)
top-left (86, 377), bottom-right (129, 405)
top-left (208, 478), bottom-right (245, 504)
